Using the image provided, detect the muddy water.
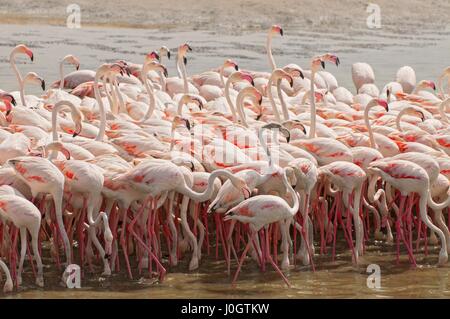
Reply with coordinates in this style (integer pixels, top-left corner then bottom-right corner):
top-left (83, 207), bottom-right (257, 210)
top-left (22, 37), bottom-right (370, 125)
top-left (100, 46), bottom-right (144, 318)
top-left (1, 23), bottom-right (450, 298)
top-left (3, 239), bottom-right (450, 299)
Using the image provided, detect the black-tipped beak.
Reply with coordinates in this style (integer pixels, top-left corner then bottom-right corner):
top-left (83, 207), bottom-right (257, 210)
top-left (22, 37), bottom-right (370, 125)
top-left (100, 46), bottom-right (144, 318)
top-left (6, 110), bottom-right (11, 116)
top-left (280, 28), bottom-right (284, 36)
top-left (184, 119), bottom-right (191, 131)
top-left (41, 80), bottom-right (46, 91)
top-left (302, 126), bottom-right (307, 135)
top-left (155, 52), bottom-right (160, 61)
top-left (189, 161), bottom-right (194, 172)
top-left (72, 132), bottom-right (79, 138)
top-left (183, 56), bottom-right (187, 65)
top-left (167, 51), bottom-right (171, 60)
top-left (321, 61), bottom-right (325, 69)
top-left (187, 44), bottom-right (192, 52)
top-left (234, 64), bottom-right (239, 71)
top-left (8, 95), bottom-right (16, 106)
top-left (251, 80), bottom-right (255, 86)
top-left (30, 54), bottom-right (34, 62)
top-left (76, 64), bottom-right (80, 71)
top-left (163, 67), bottom-right (168, 77)
top-left (289, 79), bottom-right (294, 88)
top-left (286, 132), bottom-right (291, 143)
top-left (258, 97), bottom-right (263, 105)
top-left (299, 70), bottom-right (304, 79)
top-left (336, 57), bottom-right (340, 66)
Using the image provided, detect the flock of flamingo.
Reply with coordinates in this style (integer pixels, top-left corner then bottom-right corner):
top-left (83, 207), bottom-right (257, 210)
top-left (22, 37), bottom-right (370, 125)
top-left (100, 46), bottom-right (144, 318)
top-left (0, 24), bottom-right (450, 293)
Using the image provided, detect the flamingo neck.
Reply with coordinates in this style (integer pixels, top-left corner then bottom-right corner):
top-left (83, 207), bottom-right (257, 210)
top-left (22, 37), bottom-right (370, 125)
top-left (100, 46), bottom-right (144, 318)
top-left (309, 69), bottom-right (316, 139)
top-left (281, 169), bottom-right (299, 216)
top-left (219, 66), bottom-right (225, 87)
top-left (94, 73), bottom-right (107, 141)
top-left (235, 91), bottom-right (249, 128)
top-left (10, 52), bottom-right (26, 106)
top-left (176, 169), bottom-right (241, 202)
top-left (103, 74), bottom-right (116, 114)
top-left (139, 72), bottom-right (156, 123)
top-left (268, 73), bottom-right (282, 123)
top-left (266, 33), bottom-right (276, 71)
top-left (364, 101), bottom-right (378, 149)
top-left (277, 78), bottom-right (290, 121)
top-left (51, 101), bottom-right (79, 159)
top-left (224, 76), bottom-right (238, 122)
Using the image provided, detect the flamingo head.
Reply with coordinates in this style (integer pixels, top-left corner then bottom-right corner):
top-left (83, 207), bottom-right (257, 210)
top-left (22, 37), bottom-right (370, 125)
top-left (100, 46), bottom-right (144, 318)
top-left (1, 99), bottom-right (13, 116)
top-left (375, 98), bottom-right (389, 111)
top-left (282, 119), bottom-right (307, 135)
top-left (145, 51), bottom-right (160, 63)
top-left (270, 25), bottom-right (283, 36)
top-left (312, 56), bottom-right (325, 71)
top-left (320, 53), bottom-right (340, 67)
top-left (417, 80), bottom-right (436, 91)
top-left (262, 122), bottom-right (291, 143)
top-left (178, 43), bottom-right (192, 57)
top-left (274, 69), bottom-right (293, 88)
top-left (159, 46), bottom-right (171, 60)
top-left (145, 61), bottom-right (168, 77)
top-left (63, 54), bottom-right (80, 70)
top-left (180, 94), bottom-right (203, 111)
top-left (23, 72), bottom-right (45, 91)
top-left (14, 44), bottom-right (34, 61)
top-left (45, 142), bottom-right (71, 160)
top-left (223, 59), bottom-right (239, 71)
top-left (172, 115), bottom-right (191, 131)
top-left (0, 93), bottom-right (16, 106)
top-left (233, 71), bottom-right (254, 86)
top-left (244, 86), bottom-right (263, 106)
top-left (283, 65), bottom-right (304, 79)
top-left (109, 62), bottom-right (129, 77)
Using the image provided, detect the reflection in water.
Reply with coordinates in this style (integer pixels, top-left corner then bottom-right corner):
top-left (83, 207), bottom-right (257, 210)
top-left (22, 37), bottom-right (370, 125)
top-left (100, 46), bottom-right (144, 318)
top-left (4, 238), bottom-right (450, 298)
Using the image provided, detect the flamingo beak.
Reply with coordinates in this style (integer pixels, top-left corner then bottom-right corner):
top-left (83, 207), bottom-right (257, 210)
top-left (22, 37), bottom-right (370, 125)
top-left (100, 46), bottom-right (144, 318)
top-left (76, 64), bottom-right (80, 71)
top-left (183, 56), bottom-right (187, 66)
top-left (336, 57), bottom-right (340, 66)
top-left (279, 28), bottom-right (284, 36)
top-left (187, 44), bottom-right (192, 52)
top-left (167, 51), bottom-right (171, 60)
top-left (183, 119), bottom-right (191, 131)
top-left (234, 64), bottom-right (239, 71)
top-left (299, 70), bottom-right (304, 79)
top-left (321, 61), bottom-right (325, 69)
top-left (41, 80), bottom-right (46, 91)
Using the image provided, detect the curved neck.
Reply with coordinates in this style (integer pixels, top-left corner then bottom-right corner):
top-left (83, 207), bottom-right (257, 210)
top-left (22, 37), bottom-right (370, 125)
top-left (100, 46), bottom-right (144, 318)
top-left (51, 102), bottom-right (78, 159)
top-left (103, 74), bottom-right (116, 114)
top-left (113, 77), bottom-right (125, 114)
top-left (266, 33), bottom-right (276, 71)
top-left (281, 169), bottom-right (299, 215)
top-left (427, 189), bottom-right (450, 210)
top-left (364, 101), bottom-right (378, 149)
top-left (309, 69), bottom-right (316, 138)
top-left (224, 76), bottom-right (238, 122)
top-left (258, 127), bottom-right (273, 167)
top-left (235, 91), bottom-right (250, 128)
top-left (395, 108), bottom-right (410, 132)
top-left (268, 73), bottom-right (282, 123)
top-left (10, 51), bottom-right (25, 106)
top-left (176, 169), bottom-right (242, 202)
top-left (139, 74), bottom-right (156, 123)
top-left (277, 78), bottom-right (290, 121)
top-left (176, 55), bottom-right (183, 78)
top-left (94, 72), bottom-right (107, 141)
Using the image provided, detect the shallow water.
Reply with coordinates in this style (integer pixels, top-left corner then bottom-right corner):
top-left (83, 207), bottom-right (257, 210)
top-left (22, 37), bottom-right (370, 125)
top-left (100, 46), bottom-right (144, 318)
top-left (1, 23), bottom-right (450, 299)
top-left (3, 238), bottom-right (450, 299)
top-left (1, 23), bottom-right (450, 94)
